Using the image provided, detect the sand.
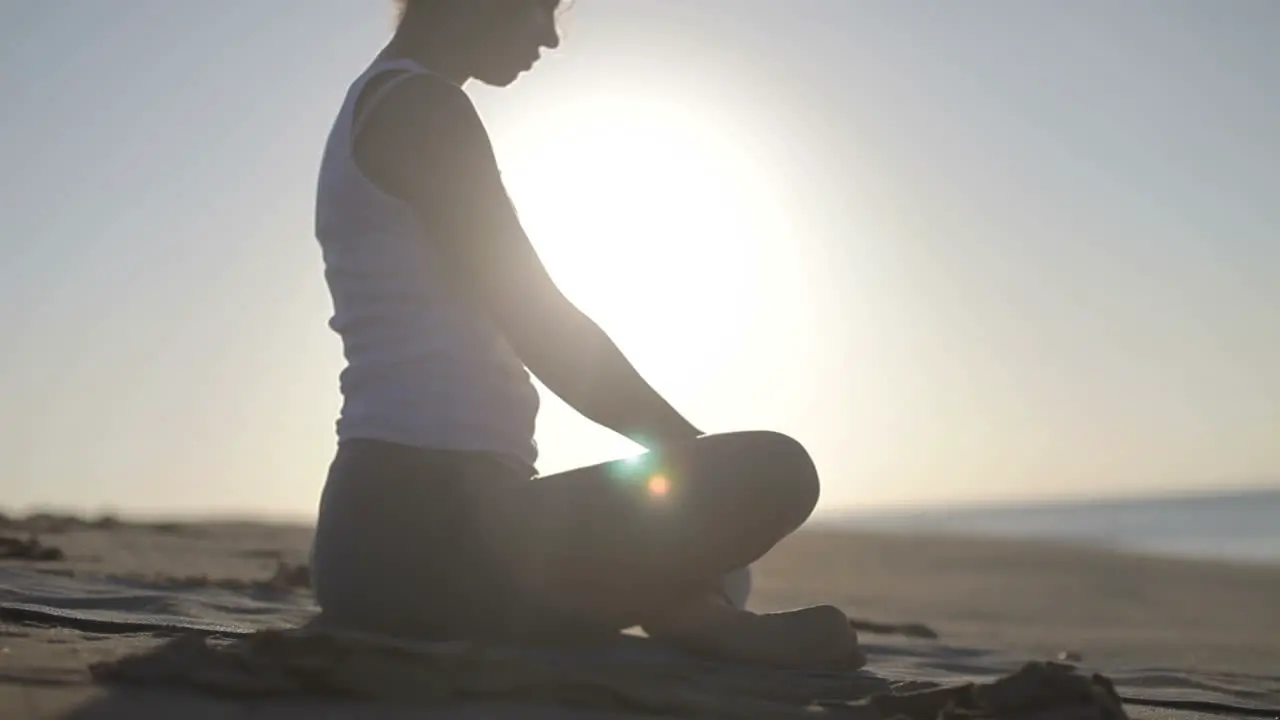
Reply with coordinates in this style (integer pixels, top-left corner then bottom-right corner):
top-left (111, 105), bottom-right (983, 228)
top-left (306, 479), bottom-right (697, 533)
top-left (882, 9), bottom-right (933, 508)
top-left (2, 514), bottom-right (1278, 719)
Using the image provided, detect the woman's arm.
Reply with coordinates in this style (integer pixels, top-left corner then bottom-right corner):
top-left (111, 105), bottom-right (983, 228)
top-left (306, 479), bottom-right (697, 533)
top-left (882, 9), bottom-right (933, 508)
top-left (352, 73), bottom-right (701, 449)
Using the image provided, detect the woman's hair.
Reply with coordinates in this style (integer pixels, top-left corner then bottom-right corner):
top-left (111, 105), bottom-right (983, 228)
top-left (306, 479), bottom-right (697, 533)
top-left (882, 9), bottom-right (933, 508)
top-left (393, 0), bottom-right (568, 26)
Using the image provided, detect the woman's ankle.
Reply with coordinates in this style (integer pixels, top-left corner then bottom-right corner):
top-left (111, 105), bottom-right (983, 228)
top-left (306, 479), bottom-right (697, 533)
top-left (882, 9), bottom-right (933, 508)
top-left (644, 600), bottom-right (866, 670)
top-left (640, 590), bottom-right (746, 639)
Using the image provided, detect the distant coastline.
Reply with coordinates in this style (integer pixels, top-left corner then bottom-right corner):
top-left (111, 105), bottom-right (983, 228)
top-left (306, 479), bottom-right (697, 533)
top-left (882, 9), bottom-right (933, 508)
top-left (817, 486), bottom-right (1280, 566)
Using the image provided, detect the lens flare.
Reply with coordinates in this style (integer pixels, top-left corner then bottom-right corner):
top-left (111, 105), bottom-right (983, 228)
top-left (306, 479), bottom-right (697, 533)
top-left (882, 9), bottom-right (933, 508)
top-left (647, 474), bottom-right (670, 497)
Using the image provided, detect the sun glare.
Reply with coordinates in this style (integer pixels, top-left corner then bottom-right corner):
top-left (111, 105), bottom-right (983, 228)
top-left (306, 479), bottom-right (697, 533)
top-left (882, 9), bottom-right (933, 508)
top-left (647, 474), bottom-right (671, 497)
top-left (498, 90), bottom-right (784, 391)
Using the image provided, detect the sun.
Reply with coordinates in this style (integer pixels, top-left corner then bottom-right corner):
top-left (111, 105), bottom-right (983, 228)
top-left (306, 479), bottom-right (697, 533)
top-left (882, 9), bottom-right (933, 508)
top-left (496, 90), bottom-right (783, 389)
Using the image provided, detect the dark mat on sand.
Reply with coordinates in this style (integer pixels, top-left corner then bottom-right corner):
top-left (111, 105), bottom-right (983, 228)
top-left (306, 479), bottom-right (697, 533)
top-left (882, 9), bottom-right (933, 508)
top-left (87, 628), bottom-right (1129, 720)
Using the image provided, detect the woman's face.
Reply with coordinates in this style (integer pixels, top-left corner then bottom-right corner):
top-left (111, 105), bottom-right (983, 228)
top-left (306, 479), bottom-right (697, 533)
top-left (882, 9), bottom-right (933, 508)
top-left (463, 0), bottom-right (562, 87)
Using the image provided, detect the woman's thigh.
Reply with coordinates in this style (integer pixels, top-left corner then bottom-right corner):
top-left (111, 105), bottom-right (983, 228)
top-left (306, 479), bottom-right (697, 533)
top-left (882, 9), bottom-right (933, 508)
top-left (309, 439), bottom-right (589, 640)
top-left (487, 430), bottom-right (820, 618)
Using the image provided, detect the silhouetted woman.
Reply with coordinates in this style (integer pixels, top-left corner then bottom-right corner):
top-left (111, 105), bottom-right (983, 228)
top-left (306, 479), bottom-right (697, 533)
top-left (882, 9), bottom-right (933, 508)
top-left (308, 0), bottom-right (863, 669)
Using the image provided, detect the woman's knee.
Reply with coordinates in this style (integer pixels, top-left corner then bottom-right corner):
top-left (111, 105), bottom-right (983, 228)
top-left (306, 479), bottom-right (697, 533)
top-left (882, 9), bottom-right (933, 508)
top-left (755, 430), bottom-right (820, 527)
top-left (702, 430), bottom-right (820, 531)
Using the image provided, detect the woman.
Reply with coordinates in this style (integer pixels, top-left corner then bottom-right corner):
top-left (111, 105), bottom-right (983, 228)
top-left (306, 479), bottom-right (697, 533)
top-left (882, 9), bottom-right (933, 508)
top-left (309, 0), bottom-right (864, 669)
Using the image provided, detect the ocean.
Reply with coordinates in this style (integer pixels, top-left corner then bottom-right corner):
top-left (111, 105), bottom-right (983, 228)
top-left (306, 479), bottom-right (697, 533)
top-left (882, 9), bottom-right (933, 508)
top-left (826, 488), bottom-right (1280, 566)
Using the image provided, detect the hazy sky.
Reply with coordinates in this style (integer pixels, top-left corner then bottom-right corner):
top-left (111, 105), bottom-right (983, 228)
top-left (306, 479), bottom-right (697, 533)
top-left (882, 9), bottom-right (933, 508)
top-left (3, 0), bottom-right (1278, 516)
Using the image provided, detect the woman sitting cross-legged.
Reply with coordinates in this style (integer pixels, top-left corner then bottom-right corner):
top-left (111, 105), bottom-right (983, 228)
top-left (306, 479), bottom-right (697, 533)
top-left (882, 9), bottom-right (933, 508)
top-left (307, 0), bottom-right (864, 670)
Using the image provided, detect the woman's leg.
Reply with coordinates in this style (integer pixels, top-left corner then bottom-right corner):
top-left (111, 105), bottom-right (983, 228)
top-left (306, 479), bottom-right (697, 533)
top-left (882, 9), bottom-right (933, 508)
top-left (310, 440), bottom-right (571, 641)
top-left (480, 430), bottom-right (819, 629)
top-left (308, 436), bottom-right (774, 641)
top-left (310, 432), bottom-right (861, 665)
top-left (480, 430), bottom-right (862, 667)
top-left (721, 565), bottom-right (753, 610)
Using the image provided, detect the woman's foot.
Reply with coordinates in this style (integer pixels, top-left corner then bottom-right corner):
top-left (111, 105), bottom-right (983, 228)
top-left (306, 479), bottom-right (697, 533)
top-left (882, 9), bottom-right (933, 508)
top-left (642, 592), bottom-right (865, 670)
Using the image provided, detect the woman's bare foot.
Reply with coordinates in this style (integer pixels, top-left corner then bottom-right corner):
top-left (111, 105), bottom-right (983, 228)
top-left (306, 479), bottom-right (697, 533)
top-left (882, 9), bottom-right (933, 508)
top-left (642, 592), bottom-right (865, 669)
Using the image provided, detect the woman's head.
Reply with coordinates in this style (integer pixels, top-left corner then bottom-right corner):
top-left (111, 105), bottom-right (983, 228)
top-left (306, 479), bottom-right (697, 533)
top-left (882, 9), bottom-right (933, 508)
top-left (392, 0), bottom-right (562, 87)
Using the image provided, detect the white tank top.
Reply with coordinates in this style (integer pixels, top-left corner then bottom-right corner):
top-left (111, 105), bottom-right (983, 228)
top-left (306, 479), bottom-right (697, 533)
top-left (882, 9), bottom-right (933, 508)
top-left (314, 58), bottom-right (540, 467)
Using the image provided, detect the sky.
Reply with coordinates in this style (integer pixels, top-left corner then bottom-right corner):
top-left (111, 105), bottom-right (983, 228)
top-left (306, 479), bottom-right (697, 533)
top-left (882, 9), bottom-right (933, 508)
top-left (2, 0), bottom-right (1278, 517)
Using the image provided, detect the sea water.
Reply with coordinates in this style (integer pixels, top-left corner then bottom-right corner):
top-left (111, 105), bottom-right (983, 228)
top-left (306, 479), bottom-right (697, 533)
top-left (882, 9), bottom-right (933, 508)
top-left (833, 488), bottom-right (1280, 566)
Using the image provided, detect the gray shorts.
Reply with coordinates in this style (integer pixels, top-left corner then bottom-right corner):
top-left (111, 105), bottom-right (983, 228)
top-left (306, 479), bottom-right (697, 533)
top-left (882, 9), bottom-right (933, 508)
top-left (310, 439), bottom-right (751, 643)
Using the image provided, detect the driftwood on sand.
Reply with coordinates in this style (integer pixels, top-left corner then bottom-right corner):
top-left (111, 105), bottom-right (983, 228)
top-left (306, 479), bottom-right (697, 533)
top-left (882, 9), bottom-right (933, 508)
top-left (0, 534), bottom-right (65, 562)
top-left (850, 618), bottom-right (939, 640)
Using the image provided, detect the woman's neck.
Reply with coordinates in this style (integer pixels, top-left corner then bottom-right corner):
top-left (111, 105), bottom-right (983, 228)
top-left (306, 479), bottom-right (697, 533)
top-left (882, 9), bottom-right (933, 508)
top-left (381, 22), bottom-right (472, 86)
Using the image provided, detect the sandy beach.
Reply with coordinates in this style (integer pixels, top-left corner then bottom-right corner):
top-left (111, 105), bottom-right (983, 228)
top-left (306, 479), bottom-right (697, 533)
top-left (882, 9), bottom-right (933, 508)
top-left (2, 515), bottom-right (1277, 719)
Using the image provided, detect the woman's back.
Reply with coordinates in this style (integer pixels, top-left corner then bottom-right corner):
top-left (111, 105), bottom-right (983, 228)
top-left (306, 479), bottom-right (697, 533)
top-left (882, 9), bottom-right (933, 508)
top-left (315, 58), bottom-right (540, 467)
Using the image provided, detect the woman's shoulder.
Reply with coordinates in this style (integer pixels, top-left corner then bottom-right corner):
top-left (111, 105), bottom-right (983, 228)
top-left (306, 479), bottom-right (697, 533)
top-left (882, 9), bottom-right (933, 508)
top-left (350, 65), bottom-right (501, 206)
top-left (355, 67), bottom-right (478, 135)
